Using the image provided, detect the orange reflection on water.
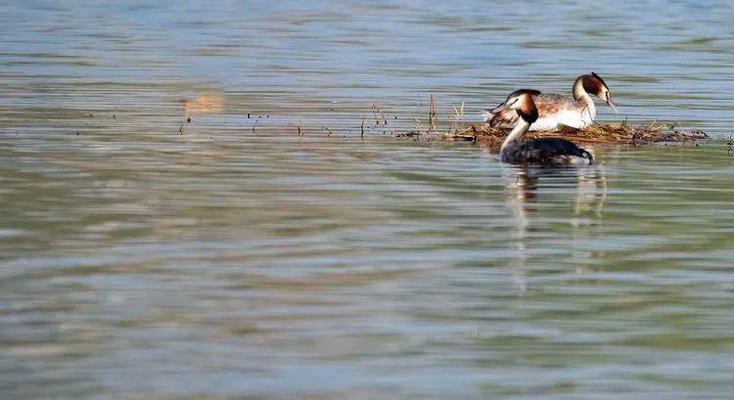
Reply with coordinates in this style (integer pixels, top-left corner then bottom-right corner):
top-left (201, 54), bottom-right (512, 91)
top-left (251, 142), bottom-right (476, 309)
top-left (181, 94), bottom-right (225, 117)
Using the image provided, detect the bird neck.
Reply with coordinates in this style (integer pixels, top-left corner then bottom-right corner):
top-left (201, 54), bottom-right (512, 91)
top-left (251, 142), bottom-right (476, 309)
top-left (573, 81), bottom-right (597, 120)
top-left (501, 118), bottom-right (530, 151)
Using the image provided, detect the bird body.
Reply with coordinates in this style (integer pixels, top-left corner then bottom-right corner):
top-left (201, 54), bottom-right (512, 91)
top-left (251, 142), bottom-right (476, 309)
top-left (494, 89), bottom-right (594, 166)
top-left (501, 136), bottom-right (594, 165)
top-left (485, 73), bottom-right (616, 131)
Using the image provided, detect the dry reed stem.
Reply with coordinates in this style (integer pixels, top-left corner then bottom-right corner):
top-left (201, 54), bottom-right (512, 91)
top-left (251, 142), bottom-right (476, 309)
top-left (371, 104), bottom-right (380, 125)
top-left (371, 104), bottom-right (387, 126)
top-left (427, 95), bottom-right (436, 132)
top-left (449, 102), bottom-right (465, 133)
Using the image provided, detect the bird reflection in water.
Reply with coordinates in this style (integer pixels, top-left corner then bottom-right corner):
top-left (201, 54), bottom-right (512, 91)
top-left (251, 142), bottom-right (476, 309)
top-left (503, 164), bottom-right (608, 293)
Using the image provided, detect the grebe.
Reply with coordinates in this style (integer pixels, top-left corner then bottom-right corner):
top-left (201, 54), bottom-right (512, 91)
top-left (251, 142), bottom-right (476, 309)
top-left (494, 89), bottom-right (594, 165)
top-left (485, 72), bottom-right (616, 131)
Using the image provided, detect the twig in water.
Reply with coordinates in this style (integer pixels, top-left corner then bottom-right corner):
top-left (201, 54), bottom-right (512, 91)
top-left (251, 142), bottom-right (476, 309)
top-left (412, 117), bottom-right (424, 133)
top-left (371, 104), bottom-right (381, 125)
top-left (371, 103), bottom-right (388, 126)
top-left (297, 119), bottom-right (304, 136)
top-left (361, 116), bottom-right (365, 139)
top-left (252, 119), bottom-right (259, 133)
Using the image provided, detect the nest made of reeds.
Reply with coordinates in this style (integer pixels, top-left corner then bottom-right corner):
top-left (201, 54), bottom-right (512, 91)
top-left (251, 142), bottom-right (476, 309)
top-left (444, 121), bottom-right (709, 148)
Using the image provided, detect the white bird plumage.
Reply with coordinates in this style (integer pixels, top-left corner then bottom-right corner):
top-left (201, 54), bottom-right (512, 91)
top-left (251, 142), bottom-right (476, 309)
top-left (484, 72), bottom-right (617, 131)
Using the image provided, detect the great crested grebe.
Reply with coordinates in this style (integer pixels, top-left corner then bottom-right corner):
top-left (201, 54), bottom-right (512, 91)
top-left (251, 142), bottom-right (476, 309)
top-left (494, 89), bottom-right (594, 165)
top-left (485, 72), bottom-right (616, 131)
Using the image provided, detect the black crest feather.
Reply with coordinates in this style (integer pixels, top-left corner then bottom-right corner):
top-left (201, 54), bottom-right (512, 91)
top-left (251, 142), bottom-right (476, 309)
top-left (506, 89), bottom-right (541, 100)
top-left (591, 72), bottom-right (608, 89)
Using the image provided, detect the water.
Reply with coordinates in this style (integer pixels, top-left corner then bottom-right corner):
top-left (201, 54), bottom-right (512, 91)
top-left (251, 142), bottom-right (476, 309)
top-left (1, 1), bottom-right (734, 399)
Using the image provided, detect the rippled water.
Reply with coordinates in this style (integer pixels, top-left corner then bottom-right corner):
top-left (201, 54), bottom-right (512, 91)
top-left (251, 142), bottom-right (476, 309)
top-left (2, 1), bottom-right (734, 399)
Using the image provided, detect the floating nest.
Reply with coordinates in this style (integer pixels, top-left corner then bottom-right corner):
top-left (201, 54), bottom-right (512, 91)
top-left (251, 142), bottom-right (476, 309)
top-left (444, 121), bottom-right (709, 149)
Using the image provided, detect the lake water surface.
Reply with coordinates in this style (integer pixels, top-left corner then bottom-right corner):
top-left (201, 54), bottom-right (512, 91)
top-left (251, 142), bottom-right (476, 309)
top-left (2, 1), bottom-right (734, 399)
